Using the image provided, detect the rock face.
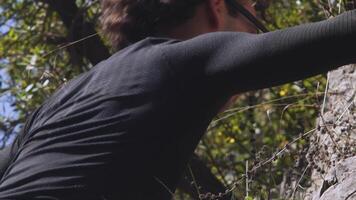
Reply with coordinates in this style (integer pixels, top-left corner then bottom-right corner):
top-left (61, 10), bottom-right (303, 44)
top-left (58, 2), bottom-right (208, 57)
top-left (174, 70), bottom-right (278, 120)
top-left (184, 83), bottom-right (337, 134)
top-left (306, 64), bottom-right (356, 200)
top-left (318, 157), bottom-right (356, 200)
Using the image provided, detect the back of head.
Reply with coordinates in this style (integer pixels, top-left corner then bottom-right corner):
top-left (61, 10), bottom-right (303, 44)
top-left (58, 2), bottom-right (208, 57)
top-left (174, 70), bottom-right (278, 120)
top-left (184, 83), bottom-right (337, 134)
top-left (100, 0), bottom-right (205, 51)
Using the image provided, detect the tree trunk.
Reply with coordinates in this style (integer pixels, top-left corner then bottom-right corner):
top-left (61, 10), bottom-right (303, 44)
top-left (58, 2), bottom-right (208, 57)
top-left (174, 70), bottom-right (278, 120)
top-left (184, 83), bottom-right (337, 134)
top-left (306, 64), bottom-right (356, 200)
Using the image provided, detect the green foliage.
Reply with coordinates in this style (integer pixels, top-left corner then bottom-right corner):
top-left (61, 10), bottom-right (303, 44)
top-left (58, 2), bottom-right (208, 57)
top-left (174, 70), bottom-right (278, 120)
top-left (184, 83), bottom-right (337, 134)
top-left (0, 0), bottom-right (102, 128)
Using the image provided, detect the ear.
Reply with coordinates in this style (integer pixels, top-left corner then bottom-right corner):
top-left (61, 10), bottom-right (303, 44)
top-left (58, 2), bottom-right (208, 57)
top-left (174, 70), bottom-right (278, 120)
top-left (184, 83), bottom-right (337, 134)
top-left (205, 0), bottom-right (226, 30)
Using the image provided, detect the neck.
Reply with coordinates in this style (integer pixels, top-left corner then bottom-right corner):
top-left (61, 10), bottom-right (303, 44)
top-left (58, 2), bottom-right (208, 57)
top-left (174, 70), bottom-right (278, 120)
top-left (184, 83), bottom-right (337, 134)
top-left (156, 4), bottom-right (215, 40)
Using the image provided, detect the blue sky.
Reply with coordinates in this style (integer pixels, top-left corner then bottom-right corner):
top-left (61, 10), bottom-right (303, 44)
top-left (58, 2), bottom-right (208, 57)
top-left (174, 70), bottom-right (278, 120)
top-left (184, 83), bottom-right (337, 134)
top-left (0, 66), bottom-right (18, 145)
top-left (1, 8), bottom-right (18, 145)
top-left (0, 67), bottom-right (17, 120)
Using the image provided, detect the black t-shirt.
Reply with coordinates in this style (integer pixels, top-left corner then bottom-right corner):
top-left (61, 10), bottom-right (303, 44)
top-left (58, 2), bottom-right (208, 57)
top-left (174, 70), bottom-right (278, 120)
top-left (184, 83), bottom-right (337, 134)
top-left (0, 9), bottom-right (356, 200)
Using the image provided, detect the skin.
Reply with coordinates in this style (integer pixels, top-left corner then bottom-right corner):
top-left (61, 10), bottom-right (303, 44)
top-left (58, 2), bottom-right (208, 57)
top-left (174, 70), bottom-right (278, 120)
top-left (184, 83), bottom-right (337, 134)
top-left (160, 0), bottom-right (258, 39)
top-left (158, 0), bottom-right (259, 113)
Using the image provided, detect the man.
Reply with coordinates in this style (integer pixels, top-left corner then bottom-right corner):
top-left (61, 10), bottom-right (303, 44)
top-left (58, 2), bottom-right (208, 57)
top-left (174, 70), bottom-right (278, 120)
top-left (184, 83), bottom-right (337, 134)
top-left (0, 0), bottom-right (355, 199)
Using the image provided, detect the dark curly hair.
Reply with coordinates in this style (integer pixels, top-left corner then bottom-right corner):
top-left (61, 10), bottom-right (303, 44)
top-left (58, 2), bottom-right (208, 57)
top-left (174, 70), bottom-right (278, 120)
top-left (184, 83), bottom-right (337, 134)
top-left (100, 0), bottom-right (206, 51)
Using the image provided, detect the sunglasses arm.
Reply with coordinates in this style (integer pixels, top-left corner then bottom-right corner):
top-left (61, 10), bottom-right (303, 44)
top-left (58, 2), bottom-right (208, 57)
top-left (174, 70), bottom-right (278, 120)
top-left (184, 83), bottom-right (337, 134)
top-left (225, 0), bottom-right (269, 33)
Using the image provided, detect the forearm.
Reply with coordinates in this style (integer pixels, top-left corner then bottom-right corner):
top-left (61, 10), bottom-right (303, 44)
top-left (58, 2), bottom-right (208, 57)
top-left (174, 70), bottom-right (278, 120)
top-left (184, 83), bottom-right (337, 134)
top-left (211, 10), bottom-right (356, 94)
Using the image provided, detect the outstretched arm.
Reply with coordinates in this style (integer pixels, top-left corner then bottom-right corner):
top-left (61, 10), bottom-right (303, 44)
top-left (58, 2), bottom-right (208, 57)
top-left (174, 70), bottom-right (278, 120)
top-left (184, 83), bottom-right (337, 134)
top-left (161, 9), bottom-right (356, 96)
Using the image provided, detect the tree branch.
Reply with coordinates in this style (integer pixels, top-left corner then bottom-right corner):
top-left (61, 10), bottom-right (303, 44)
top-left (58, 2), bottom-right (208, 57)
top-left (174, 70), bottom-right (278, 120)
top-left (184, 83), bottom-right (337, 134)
top-left (39, 0), bottom-right (110, 66)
